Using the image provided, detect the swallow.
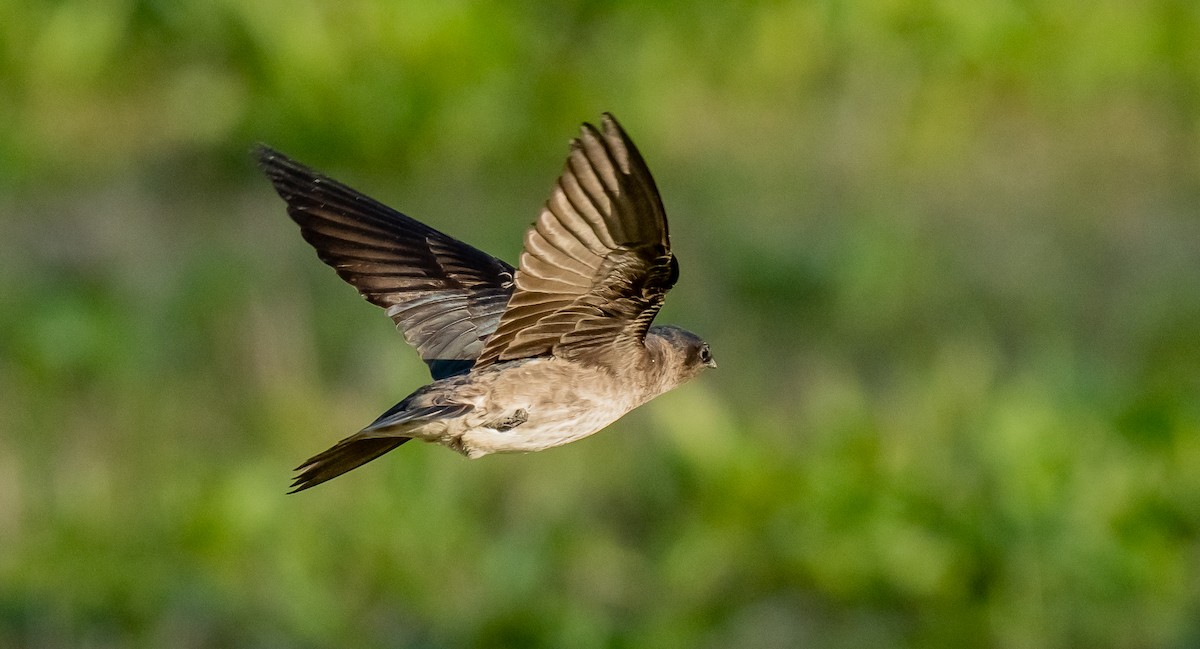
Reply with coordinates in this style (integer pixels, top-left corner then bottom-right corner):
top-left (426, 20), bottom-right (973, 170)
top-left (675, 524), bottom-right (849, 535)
top-left (256, 113), bottom-right (715, 492)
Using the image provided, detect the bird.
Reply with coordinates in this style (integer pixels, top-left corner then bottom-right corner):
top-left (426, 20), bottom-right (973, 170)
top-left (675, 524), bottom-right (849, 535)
top-left (255, 113), bottom-right (715, 493)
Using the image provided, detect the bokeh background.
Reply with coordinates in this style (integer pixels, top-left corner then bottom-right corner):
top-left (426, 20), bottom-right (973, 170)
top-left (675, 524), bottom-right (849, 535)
top-left (3, 1), bottom-right (1200, 647)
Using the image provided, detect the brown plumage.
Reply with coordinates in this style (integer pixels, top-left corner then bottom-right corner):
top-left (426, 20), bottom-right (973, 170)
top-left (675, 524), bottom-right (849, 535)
top-left (256, 113), bottom-right (714, 493)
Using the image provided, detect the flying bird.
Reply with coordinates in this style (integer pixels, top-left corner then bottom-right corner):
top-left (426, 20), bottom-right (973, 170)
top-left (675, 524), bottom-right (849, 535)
top-left (256, 113), bottom-right (714, 492)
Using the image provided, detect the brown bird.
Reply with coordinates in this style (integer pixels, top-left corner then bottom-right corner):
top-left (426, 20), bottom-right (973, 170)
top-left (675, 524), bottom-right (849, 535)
top-left (256, 113), bottom-right (714, 492)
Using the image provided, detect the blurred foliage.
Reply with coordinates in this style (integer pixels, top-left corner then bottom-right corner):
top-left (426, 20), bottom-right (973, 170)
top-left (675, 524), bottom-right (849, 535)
top-left (3, 0), bottom-right (1200, 647)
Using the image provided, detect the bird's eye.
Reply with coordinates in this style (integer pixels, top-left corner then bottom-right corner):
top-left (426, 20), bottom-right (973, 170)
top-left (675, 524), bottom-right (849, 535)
top-left (699, 346), bottom-right (711, 363)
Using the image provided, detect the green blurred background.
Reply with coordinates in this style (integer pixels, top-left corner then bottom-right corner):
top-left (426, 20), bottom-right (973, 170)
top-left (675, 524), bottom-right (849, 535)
top-left (3, 1), bottom-right (1200, 647)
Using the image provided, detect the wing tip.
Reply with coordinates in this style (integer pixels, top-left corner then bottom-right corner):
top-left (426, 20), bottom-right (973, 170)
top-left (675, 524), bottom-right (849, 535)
top-left (252, 143), bottom-right (313, 194)
top-left (579, 121), bottom-right (603, 141)
top-left (252, 143), bottom-right (287, 172)
top-left (599, 112), bottom-right (622, 137)
top-left (569, 112), bottom-right (625, 157)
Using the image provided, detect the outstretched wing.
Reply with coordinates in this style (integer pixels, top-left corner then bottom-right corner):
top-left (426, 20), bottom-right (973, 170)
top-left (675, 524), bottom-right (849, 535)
top-left (256, 146), bottom-right (514, 379)
top-left (475, 113), bottom-right (677, 368)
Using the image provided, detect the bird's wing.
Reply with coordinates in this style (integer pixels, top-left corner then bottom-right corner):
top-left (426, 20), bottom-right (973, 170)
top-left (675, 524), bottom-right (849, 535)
top-left (475, 113), bottom-right (677, 368)
top-left (256, 146), bottom-right (515, 380)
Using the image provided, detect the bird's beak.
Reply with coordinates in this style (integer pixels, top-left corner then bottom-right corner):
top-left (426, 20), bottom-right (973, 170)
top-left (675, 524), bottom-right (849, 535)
top-left (706, 357), bottom-right (717, 369)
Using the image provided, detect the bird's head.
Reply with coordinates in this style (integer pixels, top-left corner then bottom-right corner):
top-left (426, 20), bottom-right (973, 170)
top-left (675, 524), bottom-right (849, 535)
top-left (645, 325), bottom-right (716, 390)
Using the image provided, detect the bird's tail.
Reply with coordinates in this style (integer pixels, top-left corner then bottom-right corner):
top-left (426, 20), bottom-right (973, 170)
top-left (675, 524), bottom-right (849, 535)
top-left (289, 437), bottom-right (411, 493)
top-left (289, 403), bottom-right (472, 493)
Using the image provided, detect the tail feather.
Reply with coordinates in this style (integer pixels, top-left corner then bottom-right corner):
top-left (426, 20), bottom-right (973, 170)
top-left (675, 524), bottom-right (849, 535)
top-left (289, 437), bottom-right (411, 493)
top-left (289, 402), bottom-right (473, 493)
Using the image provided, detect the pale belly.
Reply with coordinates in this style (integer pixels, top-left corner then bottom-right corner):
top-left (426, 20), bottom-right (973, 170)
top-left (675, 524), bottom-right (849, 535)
top-left (438, 358), bottom-right (642, 457)
top-left (458, 406), bottom-right (628, 456)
